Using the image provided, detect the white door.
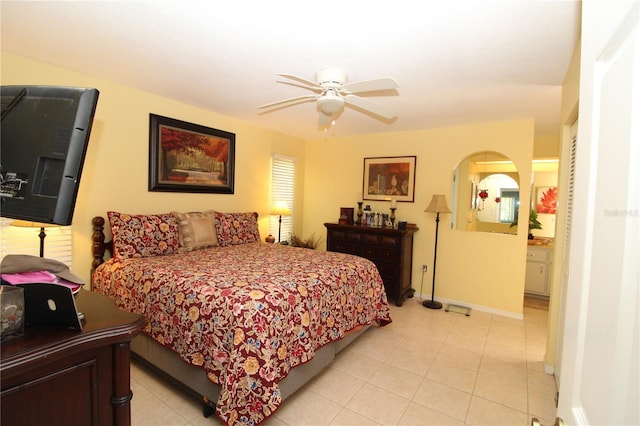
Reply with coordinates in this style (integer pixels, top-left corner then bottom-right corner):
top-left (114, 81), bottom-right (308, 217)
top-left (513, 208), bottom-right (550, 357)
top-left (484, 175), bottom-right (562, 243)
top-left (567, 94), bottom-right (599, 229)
top-left (557, 1), bottom-right (639, 425)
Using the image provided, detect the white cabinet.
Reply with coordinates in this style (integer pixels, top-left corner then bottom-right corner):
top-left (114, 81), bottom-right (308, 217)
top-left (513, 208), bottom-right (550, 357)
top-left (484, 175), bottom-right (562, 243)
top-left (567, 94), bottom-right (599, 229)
top-left (525, 246), bottom-right (551, 297)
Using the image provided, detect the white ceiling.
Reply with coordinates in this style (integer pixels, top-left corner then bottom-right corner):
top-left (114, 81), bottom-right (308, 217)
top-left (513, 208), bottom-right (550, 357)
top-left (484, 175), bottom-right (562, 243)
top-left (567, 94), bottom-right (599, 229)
top-left (1, 1), bottom-right (581, 141)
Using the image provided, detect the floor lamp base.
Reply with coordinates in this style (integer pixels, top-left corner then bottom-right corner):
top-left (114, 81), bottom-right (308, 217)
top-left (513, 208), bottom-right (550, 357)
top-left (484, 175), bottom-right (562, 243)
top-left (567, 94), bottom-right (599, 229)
top-left (422, 299), bottom-right (443, 310)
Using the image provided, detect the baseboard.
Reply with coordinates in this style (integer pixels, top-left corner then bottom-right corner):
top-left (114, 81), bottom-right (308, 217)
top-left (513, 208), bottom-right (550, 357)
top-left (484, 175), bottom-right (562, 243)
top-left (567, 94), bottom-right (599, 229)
top-left (415, 293), bottom-right (524, 320)
top-left (544, 363), bottom-right (555, 375)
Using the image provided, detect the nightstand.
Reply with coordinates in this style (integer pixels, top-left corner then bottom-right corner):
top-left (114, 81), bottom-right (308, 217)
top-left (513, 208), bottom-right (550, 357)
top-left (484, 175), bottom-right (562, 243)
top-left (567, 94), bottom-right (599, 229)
top-left (1, 289), bottom-right (146, 426)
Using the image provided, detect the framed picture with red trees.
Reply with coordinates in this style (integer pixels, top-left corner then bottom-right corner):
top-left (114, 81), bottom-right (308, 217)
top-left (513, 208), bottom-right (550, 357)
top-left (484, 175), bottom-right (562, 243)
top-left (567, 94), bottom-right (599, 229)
top-left (149, 114), bottom-right (235, 194)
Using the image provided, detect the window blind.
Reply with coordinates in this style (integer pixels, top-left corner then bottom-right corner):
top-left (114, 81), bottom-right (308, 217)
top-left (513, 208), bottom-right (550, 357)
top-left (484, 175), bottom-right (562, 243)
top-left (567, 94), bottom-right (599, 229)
top-left (270, 155), bottom-right (296, 243)
top-left (0, 217), bottom-right (73, 268)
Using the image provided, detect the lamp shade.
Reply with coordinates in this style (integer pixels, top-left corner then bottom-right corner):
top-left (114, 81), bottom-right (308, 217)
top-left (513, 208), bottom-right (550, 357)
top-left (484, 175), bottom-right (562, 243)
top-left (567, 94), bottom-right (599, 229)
top-left (11, 220), bottom-right (57, 229)
top-left (425, 194), bottom-right (451, 214)
top-left (270, 201), bottom-right (291, 216)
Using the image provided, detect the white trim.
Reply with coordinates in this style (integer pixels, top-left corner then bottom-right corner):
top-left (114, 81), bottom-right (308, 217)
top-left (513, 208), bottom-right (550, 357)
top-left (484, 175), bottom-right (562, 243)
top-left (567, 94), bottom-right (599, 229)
top-left (414, 293), bottom-right (524, 320)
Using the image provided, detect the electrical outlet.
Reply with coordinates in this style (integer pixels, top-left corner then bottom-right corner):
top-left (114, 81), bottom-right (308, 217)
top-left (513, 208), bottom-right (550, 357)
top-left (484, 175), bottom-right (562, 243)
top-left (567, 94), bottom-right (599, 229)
top-left (422, 264), bottom-right (428, 272)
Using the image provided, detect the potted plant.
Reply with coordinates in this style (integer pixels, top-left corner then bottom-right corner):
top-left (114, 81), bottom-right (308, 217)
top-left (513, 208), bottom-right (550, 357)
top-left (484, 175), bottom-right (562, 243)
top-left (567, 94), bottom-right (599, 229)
top-left (511, 209), bottom-right (542, 240)
top-left (289, 233), bottom-right (321, 249)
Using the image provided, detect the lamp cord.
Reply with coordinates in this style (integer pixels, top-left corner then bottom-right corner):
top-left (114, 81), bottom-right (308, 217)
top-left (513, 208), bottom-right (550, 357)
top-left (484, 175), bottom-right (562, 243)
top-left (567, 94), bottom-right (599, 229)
top-left (419, 265), bottom-right (426, 302)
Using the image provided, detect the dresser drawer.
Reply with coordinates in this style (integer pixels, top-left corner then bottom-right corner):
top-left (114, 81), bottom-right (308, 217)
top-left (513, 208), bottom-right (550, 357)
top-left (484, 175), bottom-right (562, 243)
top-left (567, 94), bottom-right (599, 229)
top-left (380, 236), bottom-right (398, 247)
top-left (329, 229), bottom-right (362, 242)
top-left (376, 262), bottom-right (398, 277)
top-left (330, 241), bottom-right (361, 256)
top-left (526, 248), bottom-right (550, 262)
top-left (362, 233), bottom-right (378, 245)
top-left (379, 247), bottom-right (400, 262)
top-left (362, 245), bottom-right (380, 260)
top-left (361, 233), bottom-right (398, 247)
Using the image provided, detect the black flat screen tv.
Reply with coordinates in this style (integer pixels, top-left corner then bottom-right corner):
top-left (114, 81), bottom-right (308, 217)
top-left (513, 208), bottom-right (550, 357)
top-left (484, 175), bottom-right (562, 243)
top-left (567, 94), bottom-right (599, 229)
top-left (1, 86), bottom-right (99, 226)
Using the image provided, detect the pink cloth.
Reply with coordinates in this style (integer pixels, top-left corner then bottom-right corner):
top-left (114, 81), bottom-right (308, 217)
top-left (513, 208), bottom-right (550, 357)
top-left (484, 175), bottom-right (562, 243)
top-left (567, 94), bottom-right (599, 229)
top-left (1, 270), bottom-right (82, 293)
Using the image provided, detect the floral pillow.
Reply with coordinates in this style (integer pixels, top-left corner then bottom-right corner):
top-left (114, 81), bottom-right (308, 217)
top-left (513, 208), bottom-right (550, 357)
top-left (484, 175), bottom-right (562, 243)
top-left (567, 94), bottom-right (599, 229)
top-left (214, 212), bottom-right (260, 246)
top-left (107, 211), bottom-right (180, 259)
top-left (173, 210), bottom-right (218, 252)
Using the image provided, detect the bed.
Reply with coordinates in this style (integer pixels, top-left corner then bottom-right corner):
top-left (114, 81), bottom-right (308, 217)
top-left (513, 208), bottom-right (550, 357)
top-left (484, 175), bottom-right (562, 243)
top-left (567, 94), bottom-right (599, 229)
top-left (90, 210), bottom-right (392, 426)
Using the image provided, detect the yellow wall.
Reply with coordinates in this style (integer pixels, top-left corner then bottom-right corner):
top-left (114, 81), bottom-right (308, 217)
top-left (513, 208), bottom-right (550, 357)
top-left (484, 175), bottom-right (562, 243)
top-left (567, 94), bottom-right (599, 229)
top-left (1, 52), bottom-right (306, 283)
top-left (2, 51), bottom-right (538, 316)
top-left (534, 134), bottom-right (560, 158)
top-left (303, 121), bottom-right (535, 316)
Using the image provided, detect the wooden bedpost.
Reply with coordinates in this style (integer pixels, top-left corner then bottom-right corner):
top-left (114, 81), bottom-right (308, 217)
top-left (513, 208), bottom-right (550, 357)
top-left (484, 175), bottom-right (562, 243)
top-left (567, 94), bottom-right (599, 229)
top-left (92, 216), bottom-right (107, 277)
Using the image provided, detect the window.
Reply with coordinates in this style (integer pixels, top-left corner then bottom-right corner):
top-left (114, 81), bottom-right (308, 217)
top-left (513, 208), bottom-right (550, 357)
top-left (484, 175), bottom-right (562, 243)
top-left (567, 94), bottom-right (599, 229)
top-left (269, 155), bottom-right (296, 243)
top-left (0, 217), bottom-right (73, 267)
top-left (498, 189), bottom-right (519, 223)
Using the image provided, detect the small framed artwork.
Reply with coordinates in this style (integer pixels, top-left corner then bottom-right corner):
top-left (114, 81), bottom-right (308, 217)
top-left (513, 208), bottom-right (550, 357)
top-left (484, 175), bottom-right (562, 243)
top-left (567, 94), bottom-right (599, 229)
top-left (363, 156), bottom-right (416, 202)
top-left (149, 113), bottom-right (235, 193)
top-left (339, 207), bottom-right (355, 225)
top-left (536, 186), bottom-right (558, 214)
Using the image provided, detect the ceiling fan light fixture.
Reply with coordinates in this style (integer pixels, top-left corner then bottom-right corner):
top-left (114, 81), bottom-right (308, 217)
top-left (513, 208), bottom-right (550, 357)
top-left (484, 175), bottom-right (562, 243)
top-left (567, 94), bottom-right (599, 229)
top-left (317, 90), bottom-right (344, 114)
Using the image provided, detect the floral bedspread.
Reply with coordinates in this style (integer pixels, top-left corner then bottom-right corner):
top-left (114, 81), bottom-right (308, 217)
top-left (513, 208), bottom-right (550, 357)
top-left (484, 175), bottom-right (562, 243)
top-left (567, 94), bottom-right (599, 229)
top-left (92, 242), bottom-right (392, 425)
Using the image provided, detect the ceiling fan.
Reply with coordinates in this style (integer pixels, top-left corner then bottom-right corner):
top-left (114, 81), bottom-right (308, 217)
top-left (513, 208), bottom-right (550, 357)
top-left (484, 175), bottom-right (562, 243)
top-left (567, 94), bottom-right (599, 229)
top-left (258, 68), bottom-right (399, 128)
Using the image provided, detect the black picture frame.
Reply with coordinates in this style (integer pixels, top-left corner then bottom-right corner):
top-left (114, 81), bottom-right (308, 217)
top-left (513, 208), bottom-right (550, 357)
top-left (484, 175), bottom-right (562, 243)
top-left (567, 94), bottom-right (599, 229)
top-left (149, 114), bottom-right (235, 194)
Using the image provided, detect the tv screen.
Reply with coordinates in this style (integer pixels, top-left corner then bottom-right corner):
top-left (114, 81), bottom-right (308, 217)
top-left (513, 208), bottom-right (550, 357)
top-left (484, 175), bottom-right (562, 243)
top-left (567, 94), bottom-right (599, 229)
top-left (1, 86), bottom-right (99, 226)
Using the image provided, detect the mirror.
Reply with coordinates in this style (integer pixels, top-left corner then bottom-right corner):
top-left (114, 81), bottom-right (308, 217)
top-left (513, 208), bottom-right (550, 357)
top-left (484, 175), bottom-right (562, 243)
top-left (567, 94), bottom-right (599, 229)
top-left (451, 151), bottom-right (520, 234)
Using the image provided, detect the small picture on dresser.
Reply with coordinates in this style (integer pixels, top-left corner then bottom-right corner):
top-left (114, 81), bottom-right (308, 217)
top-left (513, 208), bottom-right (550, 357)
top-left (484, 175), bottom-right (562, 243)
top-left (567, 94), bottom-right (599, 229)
top-left (339, 207), bottom-right (354, 225)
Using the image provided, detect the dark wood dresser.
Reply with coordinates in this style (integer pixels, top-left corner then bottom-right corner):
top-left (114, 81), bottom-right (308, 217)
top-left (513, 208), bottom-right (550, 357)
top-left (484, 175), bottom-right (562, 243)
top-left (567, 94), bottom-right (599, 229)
top-left (1, 289), bottom-right (146, 426)
top-left (324, 223), bottom-right (418, 306)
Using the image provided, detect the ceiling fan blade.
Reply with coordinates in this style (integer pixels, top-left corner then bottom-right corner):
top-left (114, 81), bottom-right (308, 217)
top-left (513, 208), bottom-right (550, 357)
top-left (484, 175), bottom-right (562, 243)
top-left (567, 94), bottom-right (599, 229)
top-left (343, 77), bottom-right (399, 94)
top-left (344, 95), bottom-right (397, 119)
top-left (258, 94), bottom-right (317, 109)
top-left (277, 73), bottom-right (322, 90)
top-left (276, 80), bottom-right (324, 93)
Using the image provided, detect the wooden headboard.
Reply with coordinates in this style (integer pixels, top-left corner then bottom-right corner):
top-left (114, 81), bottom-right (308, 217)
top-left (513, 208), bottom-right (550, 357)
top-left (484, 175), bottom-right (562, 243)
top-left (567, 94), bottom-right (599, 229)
top-left (91, 216), bottom-right (112, 277)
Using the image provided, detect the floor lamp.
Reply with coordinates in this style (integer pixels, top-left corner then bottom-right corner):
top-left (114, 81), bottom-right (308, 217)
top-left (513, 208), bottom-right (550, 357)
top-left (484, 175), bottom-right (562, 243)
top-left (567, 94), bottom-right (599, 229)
top-left (422, 194), bottom-right (451, 310)
top-left (270, 201), bottom-right (291, 243)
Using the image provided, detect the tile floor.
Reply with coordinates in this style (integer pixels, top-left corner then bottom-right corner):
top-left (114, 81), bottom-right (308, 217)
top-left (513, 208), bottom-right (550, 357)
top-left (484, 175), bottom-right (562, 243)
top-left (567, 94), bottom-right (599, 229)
top-left (130, 299), bottom-right (557, 425)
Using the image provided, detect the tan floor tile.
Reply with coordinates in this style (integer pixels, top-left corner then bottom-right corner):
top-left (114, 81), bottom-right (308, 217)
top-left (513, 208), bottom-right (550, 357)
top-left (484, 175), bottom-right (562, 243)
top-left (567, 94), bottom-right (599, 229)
top-left (436, 344), bottom-right (483, 371)
top-left (398, 401), bottom-right (464, 425)
top-left (473, 370), bottom-right (528, 412)
top-left (483, 342), bottom-right (527, 366)
top-left (346, 383), bottom-right (411, 425)
top-left (426, 359), bottom-right (478, 394)
top-left (368, 363), bottom-right (423, 400)
top-left (332, 347), bottom-right (384, 381)
top-left (466, 396), bottom-right (528, 426)
top-left (527, 368), bottom-right (557, 393)
top-left (412, 378), bottom-right (471, 421)
top-left (386, 341), bottom-right (438, 377)
top-left (273, 389), bottom-right (342, 426)
top-left (528, 385), bottom-right (558, 421)
top-left (330, 407), bottom-right (382, 425)
top-left (479, 355), bottom-right (528, 383)
top-left (306, 366), bottom-right (366, 404)
top-left (131, 380), bottom-right (191, 426)
top-left (444, 329), bottom-right (487, 354)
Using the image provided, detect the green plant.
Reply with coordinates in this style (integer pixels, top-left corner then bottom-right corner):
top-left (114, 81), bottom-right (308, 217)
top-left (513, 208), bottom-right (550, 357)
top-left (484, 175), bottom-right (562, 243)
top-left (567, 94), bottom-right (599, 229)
top-left (528, 209), bottom-right (542, 231)
top-left (511, 209), bottom-right (542, 231)
top-left (289, 233), bottom-right (321, 249)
